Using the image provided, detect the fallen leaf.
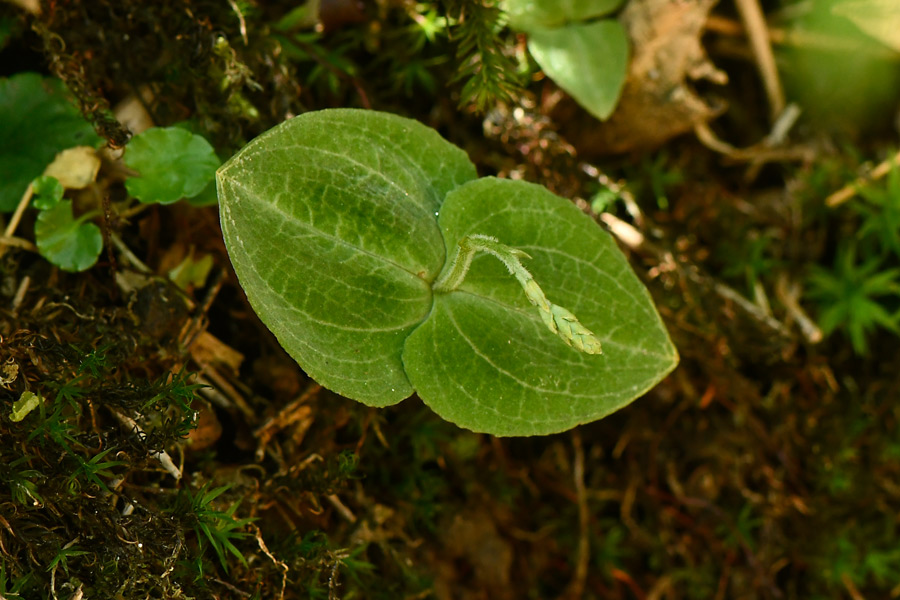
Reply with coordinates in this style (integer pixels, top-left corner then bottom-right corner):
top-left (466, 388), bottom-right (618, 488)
top-left (43, 146), bottom-right (101, 189)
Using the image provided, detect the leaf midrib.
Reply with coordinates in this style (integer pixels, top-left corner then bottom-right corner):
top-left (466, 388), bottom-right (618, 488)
top-left (223, 174), bottom-right (434, 282)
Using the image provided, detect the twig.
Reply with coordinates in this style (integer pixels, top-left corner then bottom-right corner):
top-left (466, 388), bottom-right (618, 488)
top-left (11, 276), bottom-right (30, 313)
top-left (109, 232), bottom-right (152, 273)
top-left (694, 114), bottom-right (808, 163)
top-left (226, 0), bottom-right (249, 45)
top-left (826, 148), bottom-right (900, 208)
top-left (775, 274), bottom-right (823, 344)
top-left (178, 268), bottom-right (227, 350)
top-left (111, 409), bottom-right (182, 480)
top-left (196, 367), bottom-right (255, 421)
top-left (706, 15), bottom-right (900, 60)
top-left (254, 525), bottom-right (289, 600)
top-left (326, 494), bottom-right (357, 523)
top-left (600, 212), bottom-right (791, 338)
top-left (0, 183), bottom-right (35, 260)
top-left (841, 572), bottom-right (866, 600)
top-left (734, 0), bottom-right (785, 120)
top-left (562, 428), bottom-right (589, 600)
top-left (254, 382), bottom-right (320, 460)
top-left (211, 578), bottom-right (251, 598)
top-left (0, 235), bottom-right (38, 253)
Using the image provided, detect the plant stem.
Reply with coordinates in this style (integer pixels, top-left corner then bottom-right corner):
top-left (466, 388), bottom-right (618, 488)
top-left (434, 234), bottom-right (602, 354)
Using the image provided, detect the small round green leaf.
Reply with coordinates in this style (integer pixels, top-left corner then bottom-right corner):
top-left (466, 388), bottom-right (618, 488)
top-left (402, 178), bottom-right (678, 435)
top-left (125, 127), bottom-right (220, 204)
top-left (216, 109), bottom-right (478, 405)
top-left (0, 73), bottom-right (101, 212)
top-left (527, 20), bottom-right (629, 121)
top-left (31, 175), bottom-right (65, 210)
top-left (34, 200), bottom-right (103, 272)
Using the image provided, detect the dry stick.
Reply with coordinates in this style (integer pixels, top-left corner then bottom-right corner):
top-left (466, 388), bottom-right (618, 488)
top-left (600, 213), bottom-right (792, 338)
top-left (775, 274), bottom-right (823, 344)
top-left (706, 15), bottom-right (900, 60)
top-left (563, 428), bottom-right (589, 600)
top-left (254, 525), bottom-right (289, 600)
top-left (826, 149), bottom-right (900, 208)
top-left (111, 409), bottom-right (182, 480)
top-left (0, 183), bottom-right (35, 260)
top-left (734, 0), bottom-right (785, 120)
top-left (0, 235), bottom-right (38, 253)
top-left (226, 0), bottom-right (249, 45)
top-left (841, 572), bottom-right (866, 600)
top-left (694, 109), bottom-right (809, 165)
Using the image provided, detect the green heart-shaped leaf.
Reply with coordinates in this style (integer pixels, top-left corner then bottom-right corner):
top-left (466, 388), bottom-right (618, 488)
top-left (217, 109), bottom-right (677, 435)
top-left (403, 178), bottom-right (677, 435)
top-left (527, 20), bottom-right (629, 121)
top-left (217, 109), bottom-right (477, 405)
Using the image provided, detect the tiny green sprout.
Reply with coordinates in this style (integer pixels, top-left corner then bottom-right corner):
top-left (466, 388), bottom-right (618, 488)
top-left (47, 539), bottom-right (89, 576)
top-left (217, 109), bottom-right (677, 435)
top-left (434, 234), bottom-right (602, 354)
top-left (30, 175), bottom-right (64, 210)
top-left (10, 391), bottom-right (42, 422)
top-left (177, 484), bottom-right (255, 572)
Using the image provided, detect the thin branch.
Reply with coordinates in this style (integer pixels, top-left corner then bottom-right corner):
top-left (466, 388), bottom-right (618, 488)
top-left (734, 0), bottom-right (785, 119)
top-left (0, 183), bottom-right (35, 260)
top-left (562, 428), bottom-right (589, 600)
top-left (826, 148), bottom-right (900, 208)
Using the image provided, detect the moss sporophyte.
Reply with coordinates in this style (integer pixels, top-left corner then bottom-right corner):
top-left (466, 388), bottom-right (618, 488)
top-left (216, 109), bottom-right (677, 436)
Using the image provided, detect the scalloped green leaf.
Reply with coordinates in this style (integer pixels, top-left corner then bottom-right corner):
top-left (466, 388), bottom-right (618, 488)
top-left (527, 20), bottom-right (629, 121)
top-left (31, 175), bottom-right (64, 210)
top-left (0, 73), bottom-right (101, 212)
top-left (217, 109), bottom-right (677, 435)
top-left (34, 200), bottom-right (102, 272)
top-left (217, 109), bottom-right (478, 405)
top-left (125, 127), bottom-right (220, 205)
top-left (402, 178), bottom-right (677, 435)
top-left (504, 0), bottom-right (624, 31)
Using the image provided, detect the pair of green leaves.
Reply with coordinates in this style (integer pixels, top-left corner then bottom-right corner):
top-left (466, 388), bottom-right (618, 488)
top-left (505, 0), bottom-right (629, 120)
top-left (0, 73), bottom-right (101, 212)
top-left (1, 72), bottom-right (220, 272)
top-left (32, 175), bottom-right (103, 272)
top-left (217, 109), bottom-right (677, 436)
top-left (29, 125), bottom-right (218, 273)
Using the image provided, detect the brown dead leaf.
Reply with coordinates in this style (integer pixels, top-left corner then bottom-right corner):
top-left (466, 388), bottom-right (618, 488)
top-left (432, 508), bottom-right (514, 600)
top-left (554, 0), bottom-right (726, 156)
top-left (189, 330), bottom-right (244, 375)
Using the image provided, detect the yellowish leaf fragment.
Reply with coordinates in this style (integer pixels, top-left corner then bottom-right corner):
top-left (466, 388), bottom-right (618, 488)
top-left (44, 146), bottom-right (101, 189)
top-left (10, 390), bottom-right (43, 422)
top-left (833, 0), bottom-right (900, 52)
